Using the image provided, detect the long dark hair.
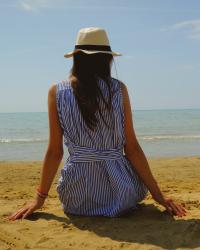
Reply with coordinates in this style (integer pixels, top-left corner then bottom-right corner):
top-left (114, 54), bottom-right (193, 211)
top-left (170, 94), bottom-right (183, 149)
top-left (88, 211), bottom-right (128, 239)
top-left (69, 51), bottom-right (114, 131)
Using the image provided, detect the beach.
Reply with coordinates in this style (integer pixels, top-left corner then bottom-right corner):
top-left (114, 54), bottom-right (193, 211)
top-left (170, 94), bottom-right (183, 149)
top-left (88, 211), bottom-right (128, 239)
top-left (1, 156), bottom-right (200, 250)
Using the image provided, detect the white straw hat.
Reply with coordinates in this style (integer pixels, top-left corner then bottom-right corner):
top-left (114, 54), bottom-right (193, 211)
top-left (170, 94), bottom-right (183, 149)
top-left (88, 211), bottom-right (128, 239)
top-left (64, 27), bottom-right (122, 58)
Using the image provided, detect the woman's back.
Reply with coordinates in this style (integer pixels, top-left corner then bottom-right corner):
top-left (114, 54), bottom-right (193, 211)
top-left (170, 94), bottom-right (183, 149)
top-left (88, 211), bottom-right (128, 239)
top-left (56, 76), bottom-right (148, 217)
top-left (56, 76), bottom-right (125, 154)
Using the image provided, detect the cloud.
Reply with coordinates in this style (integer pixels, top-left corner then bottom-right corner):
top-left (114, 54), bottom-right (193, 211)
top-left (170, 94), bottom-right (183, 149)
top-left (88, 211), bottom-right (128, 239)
top-left (17, 0), bottom-right (116, 12)
top-left (163, 19), bottom-right (200, 40)
top-left (17, 0), bottom-right (80, 12)
top-left (18, 0), bottom-right (50, 12)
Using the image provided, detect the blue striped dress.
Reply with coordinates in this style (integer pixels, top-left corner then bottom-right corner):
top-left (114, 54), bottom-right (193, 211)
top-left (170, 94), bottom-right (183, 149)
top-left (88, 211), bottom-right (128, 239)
top-left (56, 77), bottom-right (148, 217)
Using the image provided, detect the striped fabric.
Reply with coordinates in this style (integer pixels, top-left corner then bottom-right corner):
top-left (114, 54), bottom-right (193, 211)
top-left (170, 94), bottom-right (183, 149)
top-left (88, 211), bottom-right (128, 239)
top-left (56, 77), bottom-right (148, 217)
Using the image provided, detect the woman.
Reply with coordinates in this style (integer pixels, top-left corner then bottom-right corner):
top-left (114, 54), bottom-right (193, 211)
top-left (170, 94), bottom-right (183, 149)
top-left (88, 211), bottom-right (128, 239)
top-left (8, 27), bottom-right (186, 220)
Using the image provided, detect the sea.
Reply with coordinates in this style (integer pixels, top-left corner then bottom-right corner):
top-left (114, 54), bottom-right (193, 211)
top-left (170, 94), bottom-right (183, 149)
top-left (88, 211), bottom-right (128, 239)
top-left (0, 109), bottom-right (200, 161)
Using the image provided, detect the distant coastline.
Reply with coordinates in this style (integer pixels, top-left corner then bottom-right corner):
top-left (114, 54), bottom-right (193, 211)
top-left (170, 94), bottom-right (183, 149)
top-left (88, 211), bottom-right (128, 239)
top-left (1, 107), bottom-right (200, 113)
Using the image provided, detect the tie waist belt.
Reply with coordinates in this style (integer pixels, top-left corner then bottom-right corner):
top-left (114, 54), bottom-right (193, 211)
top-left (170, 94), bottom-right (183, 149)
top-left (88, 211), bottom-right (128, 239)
top-left (68, 144), bottom-right (124, 163)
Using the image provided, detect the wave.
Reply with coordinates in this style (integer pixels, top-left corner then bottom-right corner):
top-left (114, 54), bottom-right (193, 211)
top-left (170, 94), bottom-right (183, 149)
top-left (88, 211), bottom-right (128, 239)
top-left (138, 135), bottom-right (200, 141)
top-left (1, 134), bottom-right (200, 144)
top-left (0, 138), bottom-right (48, 143)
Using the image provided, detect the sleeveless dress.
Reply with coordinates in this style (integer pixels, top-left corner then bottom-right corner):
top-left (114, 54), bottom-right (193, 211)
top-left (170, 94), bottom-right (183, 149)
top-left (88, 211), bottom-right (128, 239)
top-left (55, 77), bottom-right (148, 217)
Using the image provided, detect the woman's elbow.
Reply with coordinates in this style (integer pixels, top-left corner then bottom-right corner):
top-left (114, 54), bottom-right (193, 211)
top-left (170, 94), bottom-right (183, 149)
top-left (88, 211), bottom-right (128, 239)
top-left (124, 139), bottom-right (140, 158)
top-left (46, 146), bottom-right (64, 160)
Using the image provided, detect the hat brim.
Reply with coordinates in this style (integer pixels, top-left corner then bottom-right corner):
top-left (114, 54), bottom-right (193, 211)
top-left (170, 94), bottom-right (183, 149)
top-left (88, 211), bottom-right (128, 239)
top-left (64, 49), bottom-right (122, 58)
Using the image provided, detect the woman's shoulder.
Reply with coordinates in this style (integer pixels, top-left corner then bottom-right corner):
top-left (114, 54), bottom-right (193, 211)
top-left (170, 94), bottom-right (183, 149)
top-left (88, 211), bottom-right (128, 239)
top-left (111, 77), bottom-right (126, 85)
top-left (48, 79), bottom-right (72, 106)
top-left (56, 78), bottom-right (72, 92)
top-left (110, 77), bottom-right (127, 93)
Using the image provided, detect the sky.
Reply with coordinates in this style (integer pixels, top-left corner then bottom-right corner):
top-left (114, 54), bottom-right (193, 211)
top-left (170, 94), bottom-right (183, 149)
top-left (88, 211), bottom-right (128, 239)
top-left (0, 0), bottom-right (200, 112)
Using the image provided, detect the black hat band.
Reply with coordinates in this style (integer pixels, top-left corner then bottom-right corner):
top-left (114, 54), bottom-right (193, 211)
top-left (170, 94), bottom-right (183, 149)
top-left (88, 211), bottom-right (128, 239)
top-left (75, 44), bottom-right (112, 52)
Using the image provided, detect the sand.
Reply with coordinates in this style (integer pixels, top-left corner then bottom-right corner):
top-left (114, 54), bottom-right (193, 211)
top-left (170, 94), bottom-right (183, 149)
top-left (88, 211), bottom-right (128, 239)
top-left (0, 156), bottom-right (200, 250)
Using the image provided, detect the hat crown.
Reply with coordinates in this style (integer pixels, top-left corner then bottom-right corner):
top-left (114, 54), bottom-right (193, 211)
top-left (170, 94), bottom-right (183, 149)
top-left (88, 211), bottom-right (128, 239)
top-left (76, 27), bottom-right (110, 46)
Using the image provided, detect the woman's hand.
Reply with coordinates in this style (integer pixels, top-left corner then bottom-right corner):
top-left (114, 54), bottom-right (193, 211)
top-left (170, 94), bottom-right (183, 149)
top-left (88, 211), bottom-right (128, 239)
top-left (7, 196), bottom-right (45, 221)
top-left (153, 194), bottom-right (187, 217)
top-left (162, 197), bottom-right (187, 217)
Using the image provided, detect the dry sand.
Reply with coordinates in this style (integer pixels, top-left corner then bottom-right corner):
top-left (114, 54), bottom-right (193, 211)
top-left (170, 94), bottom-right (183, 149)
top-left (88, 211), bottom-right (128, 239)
top-left (0, 156), bottom-right (200, 250)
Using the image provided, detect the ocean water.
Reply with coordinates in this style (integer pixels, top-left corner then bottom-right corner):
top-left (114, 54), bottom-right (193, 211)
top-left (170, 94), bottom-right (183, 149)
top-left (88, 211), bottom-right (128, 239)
top-left (0, 109), bottom-right (200, 161)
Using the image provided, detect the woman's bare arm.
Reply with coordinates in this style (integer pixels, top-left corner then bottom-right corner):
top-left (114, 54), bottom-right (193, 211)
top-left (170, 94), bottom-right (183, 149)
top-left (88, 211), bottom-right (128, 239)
top-left (120, 81), bottom-right (186, 217)
top-left (7, 83), bottom-right (64, 220)
top-left (37, 83), bottom-right (64, 195)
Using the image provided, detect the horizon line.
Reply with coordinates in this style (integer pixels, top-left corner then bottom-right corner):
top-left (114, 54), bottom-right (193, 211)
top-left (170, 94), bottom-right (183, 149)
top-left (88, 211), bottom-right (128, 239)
top-left (0, 108), bottom-right (200, 113)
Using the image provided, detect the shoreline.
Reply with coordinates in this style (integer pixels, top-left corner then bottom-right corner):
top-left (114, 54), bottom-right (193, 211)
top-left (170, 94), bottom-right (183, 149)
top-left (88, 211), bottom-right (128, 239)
top-left (0, 155), bottom-right (200, 249)
top-left (1, 154), bottom-right (200, 163)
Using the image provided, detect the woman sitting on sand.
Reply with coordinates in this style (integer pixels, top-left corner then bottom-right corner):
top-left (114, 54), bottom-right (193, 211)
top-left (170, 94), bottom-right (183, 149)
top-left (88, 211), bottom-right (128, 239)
top-left (8, 27), bottom-right (186, 220)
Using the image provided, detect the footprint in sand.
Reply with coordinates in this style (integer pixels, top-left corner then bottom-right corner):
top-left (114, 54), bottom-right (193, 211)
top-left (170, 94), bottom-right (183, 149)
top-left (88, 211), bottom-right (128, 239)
top-left (17, 227), bottom-right (30, 233)
top-left (36, 236), bottom-right (52, 244)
